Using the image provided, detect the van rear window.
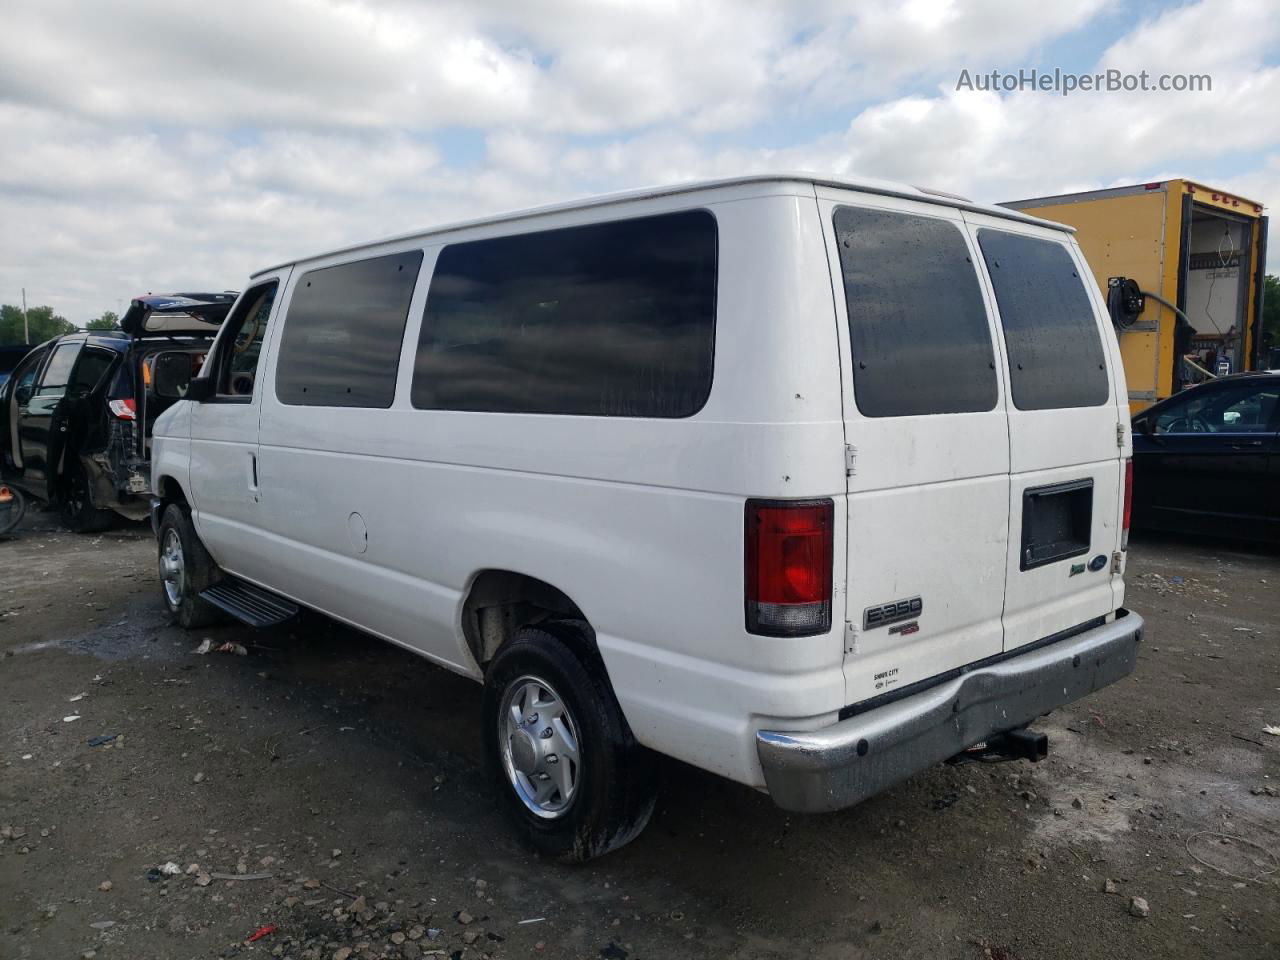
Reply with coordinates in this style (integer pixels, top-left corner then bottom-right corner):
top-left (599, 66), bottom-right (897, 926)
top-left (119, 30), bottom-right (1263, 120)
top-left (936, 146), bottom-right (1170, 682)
top-left (411, 210), bottom-right (717, 417)
top-left (832, 206), bottom-right (997, 418)
top-left (977, 230), bottom-right (1109, 411)
top-left (276, 250), bottom-right (423, 408)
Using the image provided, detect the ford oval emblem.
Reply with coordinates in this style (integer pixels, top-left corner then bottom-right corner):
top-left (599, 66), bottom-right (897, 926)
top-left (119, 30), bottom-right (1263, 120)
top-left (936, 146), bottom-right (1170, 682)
top-left (1088, 554), bottom-right (1108, 572)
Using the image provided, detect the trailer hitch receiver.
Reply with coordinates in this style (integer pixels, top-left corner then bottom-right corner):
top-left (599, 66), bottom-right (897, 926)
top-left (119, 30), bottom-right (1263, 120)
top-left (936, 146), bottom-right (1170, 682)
top-left (987, 728), bottom-right (1049, 762)
top-left (947, 728), bottom-right (1049, 766)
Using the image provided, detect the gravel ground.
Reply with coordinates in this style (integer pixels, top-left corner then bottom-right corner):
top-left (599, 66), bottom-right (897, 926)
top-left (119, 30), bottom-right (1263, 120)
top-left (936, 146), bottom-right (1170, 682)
top-left (1, 509), bottom-right (1278, 960)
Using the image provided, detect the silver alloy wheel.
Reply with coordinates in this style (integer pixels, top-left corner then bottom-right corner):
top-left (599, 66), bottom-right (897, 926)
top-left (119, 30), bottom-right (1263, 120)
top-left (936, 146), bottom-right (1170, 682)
top-left (499, 675), bottom-right (581, 819)
top-left (160, 528), bottom-right (185, 609)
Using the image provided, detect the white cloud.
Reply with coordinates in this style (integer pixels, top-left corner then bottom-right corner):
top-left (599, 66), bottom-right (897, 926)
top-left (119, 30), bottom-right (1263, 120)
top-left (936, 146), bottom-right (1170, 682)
top-left (1222, 152), bottom-right (1280, 217)
top-left (0, 0), bottom-right (1118, 136)
top-left (225, 133), bottom-right (441, 199)
top-left (1, 0), bottom-right (1278, 324)
top-left (1100, 0), bottom-right (1279, 74)
top-left (775, 0), bottom-right (1115, 103)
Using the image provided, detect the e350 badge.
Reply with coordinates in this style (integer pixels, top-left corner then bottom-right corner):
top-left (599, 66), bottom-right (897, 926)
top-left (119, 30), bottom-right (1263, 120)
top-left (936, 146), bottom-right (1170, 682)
top-left (863, 596), bottom-right (922, 631)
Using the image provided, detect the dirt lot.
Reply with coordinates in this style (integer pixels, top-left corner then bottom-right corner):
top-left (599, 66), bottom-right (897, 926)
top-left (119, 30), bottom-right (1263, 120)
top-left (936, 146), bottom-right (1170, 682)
top-left (1, 510), bottom-right (1277, 960)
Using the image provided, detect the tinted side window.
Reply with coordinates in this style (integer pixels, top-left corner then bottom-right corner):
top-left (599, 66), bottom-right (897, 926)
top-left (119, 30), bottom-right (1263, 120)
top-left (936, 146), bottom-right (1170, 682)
top-left (36, 343), bottom-right (83, 396)
top-left (11, 349), bottom-right (47, 400)
top-left (977, 230), bottom-right (1109, 410)
top-left (832, 206), bottom-right (997, 418)
top-left (412, 210), bottom-right (718, 417)
top-left (276, 251), bottom-right (423, 408)
top-left (218, 283), bottom-right (277, 398)
top-left (1154, 382), bottom-right (1280, 434)
top-left (70, 348), bottom-right (115, 393)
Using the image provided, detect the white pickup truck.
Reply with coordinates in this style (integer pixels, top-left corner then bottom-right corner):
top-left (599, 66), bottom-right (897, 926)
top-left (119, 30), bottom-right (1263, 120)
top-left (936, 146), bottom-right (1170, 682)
top-left (151, 173), bottom-right (1142, 861)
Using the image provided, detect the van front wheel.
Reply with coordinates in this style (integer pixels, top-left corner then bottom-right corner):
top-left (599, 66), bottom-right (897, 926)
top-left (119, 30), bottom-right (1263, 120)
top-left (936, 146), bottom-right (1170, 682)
top-left (157, 504), bottom-right (222, 629)
top-left (482, 625), bottom-right (657, 862)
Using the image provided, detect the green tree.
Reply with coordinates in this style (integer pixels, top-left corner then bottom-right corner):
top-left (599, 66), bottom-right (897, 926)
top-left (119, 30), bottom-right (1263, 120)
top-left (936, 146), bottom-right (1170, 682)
top-left (1261, 274), bottom-right (1279, 362)
top-left (0, 304), bottom-right (77, 345)
top-left (84, 310), bottom-right (120, 332)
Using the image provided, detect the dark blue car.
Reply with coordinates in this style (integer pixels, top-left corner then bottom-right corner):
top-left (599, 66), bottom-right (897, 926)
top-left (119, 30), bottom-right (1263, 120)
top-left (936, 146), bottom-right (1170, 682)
top-left (1131, 372), bottom-right (1280, 542)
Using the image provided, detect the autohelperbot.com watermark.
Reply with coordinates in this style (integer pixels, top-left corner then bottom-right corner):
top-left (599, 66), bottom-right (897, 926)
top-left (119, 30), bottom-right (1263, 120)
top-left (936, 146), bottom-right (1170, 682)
top-left (956, 68), bottom-right (1212, 96)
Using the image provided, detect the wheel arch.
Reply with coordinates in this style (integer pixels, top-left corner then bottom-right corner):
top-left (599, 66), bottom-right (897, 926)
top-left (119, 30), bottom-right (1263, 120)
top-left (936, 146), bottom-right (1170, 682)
top-left (155, 473), bottom-right (190, 509)
top-left (460, 569), bottom-right (593, 671)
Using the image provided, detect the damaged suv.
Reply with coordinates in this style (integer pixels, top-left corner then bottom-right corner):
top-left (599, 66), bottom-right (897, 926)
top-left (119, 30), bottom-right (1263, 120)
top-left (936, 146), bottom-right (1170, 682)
top-left (0, 293), bottom-right (235, 531)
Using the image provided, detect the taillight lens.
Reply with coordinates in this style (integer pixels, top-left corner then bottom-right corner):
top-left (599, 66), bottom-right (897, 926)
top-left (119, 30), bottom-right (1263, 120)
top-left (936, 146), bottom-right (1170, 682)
top-left (108, 398), bottom-right (137, 421)
top-left (1121, 458), bottom-right (1133, 550)
top-left (745, 498), bottom-right (834, 636)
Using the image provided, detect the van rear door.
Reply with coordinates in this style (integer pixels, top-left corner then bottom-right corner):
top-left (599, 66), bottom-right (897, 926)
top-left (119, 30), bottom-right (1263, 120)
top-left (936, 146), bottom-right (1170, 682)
top-left (962, 213), bottom-right (1127, 652)
top-left (817, 188), bottom-right (1013, 707)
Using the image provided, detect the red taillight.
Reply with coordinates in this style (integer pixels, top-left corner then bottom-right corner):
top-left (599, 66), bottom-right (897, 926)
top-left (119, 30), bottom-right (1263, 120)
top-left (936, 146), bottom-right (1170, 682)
top-left (1121, 458), bottom-right (1133, 550)
top-left (108, 398), bottom-right (137, 421)
top-left (745, 499), bottom-right (834, 636)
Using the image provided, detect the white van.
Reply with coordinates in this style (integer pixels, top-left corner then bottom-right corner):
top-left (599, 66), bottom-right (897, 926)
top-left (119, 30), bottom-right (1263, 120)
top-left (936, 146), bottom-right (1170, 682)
top-left (150, 174), bottom-right (1143, 861)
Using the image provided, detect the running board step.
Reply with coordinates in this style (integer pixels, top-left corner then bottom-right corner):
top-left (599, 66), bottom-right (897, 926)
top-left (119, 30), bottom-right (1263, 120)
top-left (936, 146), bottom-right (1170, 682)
top-left (200, 578), bottom-right (299, 628)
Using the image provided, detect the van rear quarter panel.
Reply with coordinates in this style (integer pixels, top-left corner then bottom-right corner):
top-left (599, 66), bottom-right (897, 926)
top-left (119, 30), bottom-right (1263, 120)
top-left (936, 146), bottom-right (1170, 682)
top-left (250, 185), bottom-right (848, 787)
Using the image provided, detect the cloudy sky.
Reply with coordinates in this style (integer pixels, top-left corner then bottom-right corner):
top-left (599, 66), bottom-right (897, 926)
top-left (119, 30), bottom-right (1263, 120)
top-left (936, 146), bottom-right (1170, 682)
top-left (1, 0), bottom-right (1277, 323)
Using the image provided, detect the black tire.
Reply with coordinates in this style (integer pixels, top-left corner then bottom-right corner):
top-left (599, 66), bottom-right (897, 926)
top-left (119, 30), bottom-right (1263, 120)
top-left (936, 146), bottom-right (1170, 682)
top-left (0, 484), bottom-right (26, 536)
top-left (59, 459), bottom-right (115, 533)
top-left (157, 503), bottom-right (223, 629)
top-left (482, 623), bottom-right (657, 862)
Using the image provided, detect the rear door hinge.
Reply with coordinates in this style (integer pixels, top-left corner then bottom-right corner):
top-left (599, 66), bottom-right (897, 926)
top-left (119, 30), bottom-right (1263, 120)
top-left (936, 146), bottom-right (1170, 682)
top-left (844, 444), bottom-right (857, 477)
top-left (1116, 422), bottom-right (1126, 447)
top-left (844, 620), bottom-right (858, 655)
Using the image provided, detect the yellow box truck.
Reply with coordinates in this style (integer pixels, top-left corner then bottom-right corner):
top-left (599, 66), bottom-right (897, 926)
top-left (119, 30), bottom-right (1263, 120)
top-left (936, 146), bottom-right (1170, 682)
top-left (1003, 179), bottom-right (1269, 413)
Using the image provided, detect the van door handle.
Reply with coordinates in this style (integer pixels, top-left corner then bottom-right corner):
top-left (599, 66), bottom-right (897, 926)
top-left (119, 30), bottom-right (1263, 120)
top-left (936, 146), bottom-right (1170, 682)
top-left (1229, 440), bottom-right (1263, 449)
top-left (248, 452), bottom-right (259, 493)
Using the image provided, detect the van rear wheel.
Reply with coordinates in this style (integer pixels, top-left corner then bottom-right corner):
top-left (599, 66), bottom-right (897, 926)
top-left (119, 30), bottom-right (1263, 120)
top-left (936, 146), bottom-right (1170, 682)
top-left (482, 624), bottom-right (657, 862)
top-left (157, 504), bottom-right (223, 629)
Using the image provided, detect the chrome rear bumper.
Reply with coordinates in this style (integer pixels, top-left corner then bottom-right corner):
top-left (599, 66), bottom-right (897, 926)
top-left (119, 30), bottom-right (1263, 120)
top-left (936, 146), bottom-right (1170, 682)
top-left (756, 610), bottom-right (1143, 813)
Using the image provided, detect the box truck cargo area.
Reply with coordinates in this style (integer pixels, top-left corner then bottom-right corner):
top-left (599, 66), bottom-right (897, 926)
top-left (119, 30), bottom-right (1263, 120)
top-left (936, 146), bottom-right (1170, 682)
top-left (1183, 208), bottom-right (1254, 377)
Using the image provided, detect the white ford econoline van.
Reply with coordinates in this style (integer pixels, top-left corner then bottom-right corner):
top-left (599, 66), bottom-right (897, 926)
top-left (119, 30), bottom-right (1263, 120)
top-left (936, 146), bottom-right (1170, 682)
top-left (151, 174), bottom-right (1143, 861)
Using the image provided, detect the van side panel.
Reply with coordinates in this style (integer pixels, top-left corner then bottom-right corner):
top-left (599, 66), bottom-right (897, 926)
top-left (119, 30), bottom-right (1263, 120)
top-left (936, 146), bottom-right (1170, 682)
top-left (1077, 239), bottom-right (1132, 616)
top-left (249, 187), bottom-right (848, 786)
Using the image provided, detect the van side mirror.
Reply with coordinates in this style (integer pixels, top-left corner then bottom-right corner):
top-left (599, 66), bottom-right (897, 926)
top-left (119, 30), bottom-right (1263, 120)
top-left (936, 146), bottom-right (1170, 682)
top-left (15, 384), bottom-right (33, 406)
top-left (152, 352), bottom-right (197, 399)
top-left (185, 376), bottom-right (214, 403)
top-left (1135, 417), bottom-right (1154, 437)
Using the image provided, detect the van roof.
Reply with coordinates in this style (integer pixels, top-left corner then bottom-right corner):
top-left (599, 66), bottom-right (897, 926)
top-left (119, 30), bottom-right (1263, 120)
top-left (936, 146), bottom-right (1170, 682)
top-left (252, 172), bottom-right (1073, 278)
